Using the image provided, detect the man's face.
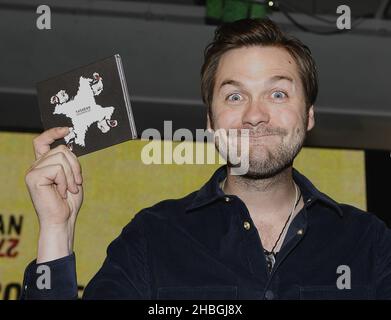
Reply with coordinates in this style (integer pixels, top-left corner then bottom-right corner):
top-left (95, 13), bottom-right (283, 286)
top-left (208, 46), bottom-right (315, 179)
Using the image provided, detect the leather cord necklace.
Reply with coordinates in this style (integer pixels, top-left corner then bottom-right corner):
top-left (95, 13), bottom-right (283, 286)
top-left (264, 183), bottom-right (302, 273)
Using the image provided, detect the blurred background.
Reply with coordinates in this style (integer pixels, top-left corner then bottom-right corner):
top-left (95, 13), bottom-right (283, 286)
top-left (0, 0), bottom-right (390, 299)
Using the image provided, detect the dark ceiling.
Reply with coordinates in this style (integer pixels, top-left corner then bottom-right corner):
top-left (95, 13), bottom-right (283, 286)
top-left (115, 0), bottom-right (389, 18)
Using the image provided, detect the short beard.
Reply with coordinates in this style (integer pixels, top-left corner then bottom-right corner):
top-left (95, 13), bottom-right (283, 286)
top-left (241, 132), bottom-right (305, 179)
top-left (220, 118), bottom-right (308, 180)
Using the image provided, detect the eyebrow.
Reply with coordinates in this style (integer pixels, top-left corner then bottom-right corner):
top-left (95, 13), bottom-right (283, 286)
top-left (219, 75), bottom-right (294, 90)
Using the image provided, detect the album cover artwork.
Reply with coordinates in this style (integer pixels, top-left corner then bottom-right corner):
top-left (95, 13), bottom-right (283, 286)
top-left (36, 54), bottom-right (138, 157)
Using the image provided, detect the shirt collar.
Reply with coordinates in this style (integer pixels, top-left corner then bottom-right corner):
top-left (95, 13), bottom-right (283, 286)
top-left (185, 165), bottom-right (227, 212)
top-left (185, 165), bottom-right (343, 217)
top-left (292, 168), bottom-right (343, 217)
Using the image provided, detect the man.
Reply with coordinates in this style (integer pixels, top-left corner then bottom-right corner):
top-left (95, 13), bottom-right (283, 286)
top-left (21, 18), bottom-right (391, 300)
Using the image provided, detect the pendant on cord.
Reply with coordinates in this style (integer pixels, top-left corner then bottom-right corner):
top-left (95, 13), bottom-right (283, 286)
top-left (264, 250), bottom-right (276, 273)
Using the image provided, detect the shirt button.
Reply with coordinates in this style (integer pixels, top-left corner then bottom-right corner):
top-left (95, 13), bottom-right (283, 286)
top-left (224, 196), bottom-right (231, 202)
top-left (297, 229), bottom-right (304, 235)
top-left (265, 290), bottom-right (274, 300)
top-left (306, 198), bottom-right (312, 203)
top-left (243, 221), bottom-right (251, 230)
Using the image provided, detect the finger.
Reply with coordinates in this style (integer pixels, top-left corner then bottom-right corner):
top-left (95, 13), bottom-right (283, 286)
top-left (34, 151), bottom-right (79, 194)
top-left (33, 144), bottom-right (82, 186)
top-left (33, 127), bottom-right (70, 160)
top-left (34, 152), bottom-right (79, 194)
top-left (49, 164), bottom-right (68, 199)
top-left (61, 145), bottom-right (83, 185)
top-left (26, 164), bottom-right (68, 199)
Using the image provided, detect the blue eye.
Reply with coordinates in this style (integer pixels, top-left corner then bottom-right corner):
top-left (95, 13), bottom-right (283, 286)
top-left (227, 93), bottom-right (242, 102)
top-left (271, 91), bottom-right (287, 100)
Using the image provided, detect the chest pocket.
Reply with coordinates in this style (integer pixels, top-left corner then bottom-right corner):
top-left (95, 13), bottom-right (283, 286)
top-left (157, 286), bottom-right (238, 300)
top-left (299, 285), bottom-right (373, 300)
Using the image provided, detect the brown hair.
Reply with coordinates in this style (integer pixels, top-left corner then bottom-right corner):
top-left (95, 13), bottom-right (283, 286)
top-left (201, 18), bottom-right (318, 120)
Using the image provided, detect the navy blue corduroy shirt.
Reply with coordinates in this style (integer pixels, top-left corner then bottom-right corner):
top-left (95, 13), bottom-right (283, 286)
top-left (21, 166), bottom-right (391, 299)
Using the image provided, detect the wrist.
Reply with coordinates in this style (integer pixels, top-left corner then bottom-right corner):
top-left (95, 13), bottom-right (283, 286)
top-left (37, 223), bottom-right (74, 263)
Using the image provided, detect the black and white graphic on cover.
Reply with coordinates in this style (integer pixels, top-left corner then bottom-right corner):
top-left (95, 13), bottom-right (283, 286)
top-left (50, 72), bottom-right (118, 151)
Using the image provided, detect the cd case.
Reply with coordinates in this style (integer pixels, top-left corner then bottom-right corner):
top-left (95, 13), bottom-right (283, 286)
top-left (36, 54), bottom-right (138, 157)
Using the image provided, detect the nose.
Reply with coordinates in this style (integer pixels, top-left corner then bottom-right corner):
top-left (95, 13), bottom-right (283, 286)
top-left (241, 99), bottom-right (270, 127)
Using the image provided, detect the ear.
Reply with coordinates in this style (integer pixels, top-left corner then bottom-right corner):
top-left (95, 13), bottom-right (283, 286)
top-left (206, 113), bottom-right (212, 131)
top-left (306, 105), bottom-right (315, 132)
